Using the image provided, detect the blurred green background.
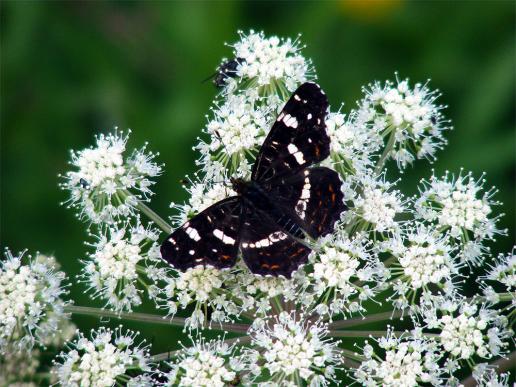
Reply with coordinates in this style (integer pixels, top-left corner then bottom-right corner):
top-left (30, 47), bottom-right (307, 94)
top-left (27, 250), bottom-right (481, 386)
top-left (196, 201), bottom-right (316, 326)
top-left (1, 0), bottom-right (514, 361)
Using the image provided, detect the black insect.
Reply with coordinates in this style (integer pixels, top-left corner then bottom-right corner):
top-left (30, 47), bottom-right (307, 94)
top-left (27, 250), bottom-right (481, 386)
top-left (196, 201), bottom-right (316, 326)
top-left (161, 82), bottom-right (346, 278)
top-left (212, 57), bottom-right (244, 88)
top-left (79, 178), bottom-right (90, 189)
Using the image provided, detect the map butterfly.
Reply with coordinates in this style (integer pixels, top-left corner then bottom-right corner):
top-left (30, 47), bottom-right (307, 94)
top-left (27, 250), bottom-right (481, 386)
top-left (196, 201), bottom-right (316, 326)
top-left (161, 82), bottom-right (346, 277)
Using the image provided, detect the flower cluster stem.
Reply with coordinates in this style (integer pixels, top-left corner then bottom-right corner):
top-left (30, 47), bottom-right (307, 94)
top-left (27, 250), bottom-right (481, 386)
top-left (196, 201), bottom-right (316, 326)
top-left (329, 310), bottom-right (404, 330)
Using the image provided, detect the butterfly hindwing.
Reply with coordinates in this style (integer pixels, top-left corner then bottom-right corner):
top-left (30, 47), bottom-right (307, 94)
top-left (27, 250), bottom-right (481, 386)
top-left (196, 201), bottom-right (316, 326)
top-left (240, 204), bottom-right (312, 278)
top-left (263, 167), bottom-right (346, 238)
top-left (252, 82), bottom-right (330, 182)
top-left (160, 197), bottom-right (242, 271)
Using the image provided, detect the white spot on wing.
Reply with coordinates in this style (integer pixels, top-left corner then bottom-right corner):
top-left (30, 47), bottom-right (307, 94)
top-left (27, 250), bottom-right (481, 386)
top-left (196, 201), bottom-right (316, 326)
top-left (287, 143), bottom-right (305, 164)
top-left (185, 227), bottom-right (201, 241)
top-left (213, 229), bottom-right (236, 245)
top-left (283, 114), bottom-right (298, 128)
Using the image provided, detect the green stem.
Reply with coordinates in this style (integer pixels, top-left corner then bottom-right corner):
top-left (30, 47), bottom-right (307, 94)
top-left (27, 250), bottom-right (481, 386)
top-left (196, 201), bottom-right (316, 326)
top-left (121, 189), bottom-right (172, 232)
top-left (329, 310), bottom-right (404, 330)
top-left (341, 348), bottom-right (365, 363)
top-left (329, 330), bottom-right (439, 338)
top-left (65, 305), bottom-right (250, 333)
top-left (66, 305), bottom-right (185, 326)
top-left (135, 200), bottom-right (172, 233)
top-left (375, 128), bottom-right (396, 175)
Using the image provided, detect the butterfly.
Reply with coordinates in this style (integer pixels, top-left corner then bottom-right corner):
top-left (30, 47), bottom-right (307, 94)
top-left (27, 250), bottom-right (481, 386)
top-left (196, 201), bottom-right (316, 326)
top-left (161, 82), bottom-right (346, 278)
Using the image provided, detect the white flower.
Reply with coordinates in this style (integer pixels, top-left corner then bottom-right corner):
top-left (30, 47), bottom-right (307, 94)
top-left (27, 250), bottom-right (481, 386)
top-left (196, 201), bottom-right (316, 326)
top-left (0, 347), bottom-right (42, 386)
top-left (415, 171), bottom-right (503, 248)
top-left (310, 232), bottom-right (387, 317)
top-left (228, 264), bottom-right (313, 316)
top-left (419, 298), bottom-right (511, 362)
top-left (326, 111), bottom-right (381, 175)
top-left (80, 220), bottom-right (165, 313)
top-left (359, 75), bottom-right (450, 168)
top-left (473, 363), bottom-right (512, 387)
top-left (247, 311), bottom-right (341, 385)
top-left (61, 130), bottom-right (161, 224)
top-left (164, 336), bottom-right (247, 386)
top-left (0, 249), bottom-right (70, 354)
top-left (350, 172), bottom-right (405, 233)
top-left (53, 326), bottom-right (151, 387)
top-left (355, 332), bottom-right (443, 387)
top-left (206, 93), bottom-right (269, 156)
top-left (171, 180), bottom-right (237, 227)
top-left (484, 249), bottom-right (515, 293)
top-left (229, 30), bottom-right (313, 94)
top-left (156, 266), bottom-right (240, 330)
top-left (383, 226), bottom-right (458, 290)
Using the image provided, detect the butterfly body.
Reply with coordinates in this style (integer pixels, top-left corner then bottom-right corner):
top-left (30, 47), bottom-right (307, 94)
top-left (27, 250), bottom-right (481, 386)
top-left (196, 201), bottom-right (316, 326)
top-left (161, 82), bottom-right (346, 278)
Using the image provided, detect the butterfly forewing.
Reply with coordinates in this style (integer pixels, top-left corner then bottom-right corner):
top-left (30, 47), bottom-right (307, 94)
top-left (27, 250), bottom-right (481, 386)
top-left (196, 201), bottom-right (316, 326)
top-left (240, 205), bottom-right (312, 278)
top-left (252, 82), bottom-right (330, 182)
top-left (160, 197), bottom-right (242, 271)
top-left (264, 167), bottom-right (346, 238)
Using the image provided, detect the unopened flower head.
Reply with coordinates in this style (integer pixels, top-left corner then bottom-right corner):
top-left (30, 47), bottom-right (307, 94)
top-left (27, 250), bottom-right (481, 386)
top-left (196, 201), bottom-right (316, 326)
top-left (359, 75), bottom-right (450, 168)
top-left (310, 232), bottom-right (387, 317)
top-left (80, 220), bottom-right (164, 313)
top-left (248, 311), bottom-right (341, 386)
top-left (164, 335), bottom-right (247, 386)
top-left (53, 326), bottom-right (151, 387)
top-left (415, 171), bottom-right (503, 248)
top-left (61, 130), bottom-right (161, 224)
top-left (228, 30), bottom-right (313, 96)
top-left (355, 331), bottom-right (443, 387)
top-left (0, 249), bottom-right (69, 354)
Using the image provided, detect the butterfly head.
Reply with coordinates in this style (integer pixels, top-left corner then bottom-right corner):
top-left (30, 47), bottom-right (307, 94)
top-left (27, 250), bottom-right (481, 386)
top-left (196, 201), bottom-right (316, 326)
top-left (230, 177), bottom-right (249, 195)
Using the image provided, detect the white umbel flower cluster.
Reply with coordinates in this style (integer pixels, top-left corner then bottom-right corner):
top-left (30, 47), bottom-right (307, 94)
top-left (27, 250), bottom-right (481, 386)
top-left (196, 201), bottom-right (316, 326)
top-left (164, 336), bottom-right (246, 386)
top-left (473, 363), bottom-right (512, 387)
top-left (0, 249), bottom-right (69, 354)
top-left (351, 174), bottom-right (405, 233)
top-left (80, 220), bottom-right (164, 313)
top-left (157, 266), bottom-right (239, 329)
top-left (355, 333), bottom-right (442, 387)
top-left (206, 94), bottom-right (269, 156)
top-left (421, 300), bottom-right (510, 361)
top-left (53, 326), bottom-right (151, 387)
top-left (359, 76), bottom-right (449, 168)
top-left (310, 233), bottom-right (387, 317)
top-left (231, 30), bottom-right (312, 94)
top-left (62, 130), bottom-right (161, 224)
top-left (384, 226), bottom-right (457, 290)
top-left (415, 171), bottom-right (501, 244)
top-left (248, 312), bottom-right (341, 385)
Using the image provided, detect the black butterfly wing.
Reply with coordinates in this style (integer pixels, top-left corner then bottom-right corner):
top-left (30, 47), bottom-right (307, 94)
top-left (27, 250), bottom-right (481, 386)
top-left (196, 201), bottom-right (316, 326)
top-left (263, 167), bottom-right (346, 239)
top-left (251, 82), bottom-right (330, 182)
top-left (160, 197), bottom-right (242, 271)
top-left (240, 204), bottom-right (312, 278)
